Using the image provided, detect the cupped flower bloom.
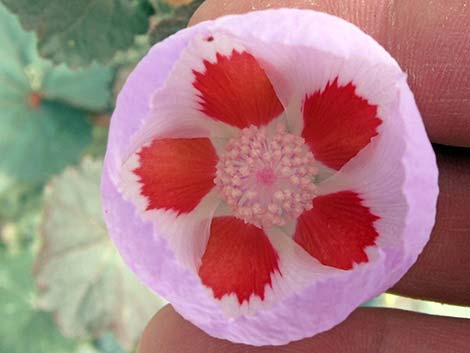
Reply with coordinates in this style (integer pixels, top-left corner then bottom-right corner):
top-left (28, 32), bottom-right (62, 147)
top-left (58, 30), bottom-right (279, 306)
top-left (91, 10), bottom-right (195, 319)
top-left (102, 9), bottom-right (438, 346)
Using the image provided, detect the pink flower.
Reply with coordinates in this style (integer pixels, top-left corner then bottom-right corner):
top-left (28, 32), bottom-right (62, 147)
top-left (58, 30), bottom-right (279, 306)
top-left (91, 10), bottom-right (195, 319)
top-left (102, 9), bottom-right (438, 346)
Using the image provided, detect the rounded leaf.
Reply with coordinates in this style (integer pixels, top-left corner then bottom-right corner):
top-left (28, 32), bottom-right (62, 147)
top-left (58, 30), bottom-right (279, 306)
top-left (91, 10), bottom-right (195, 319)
top-left (0, 4), bottom-right (113, 183)
top-left (36, 158), bottom-right (166, 350)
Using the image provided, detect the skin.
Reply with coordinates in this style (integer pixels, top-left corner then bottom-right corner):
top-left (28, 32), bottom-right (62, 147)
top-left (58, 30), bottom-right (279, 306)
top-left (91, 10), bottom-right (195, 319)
top-left (139, 1), bottom-right (470, 352)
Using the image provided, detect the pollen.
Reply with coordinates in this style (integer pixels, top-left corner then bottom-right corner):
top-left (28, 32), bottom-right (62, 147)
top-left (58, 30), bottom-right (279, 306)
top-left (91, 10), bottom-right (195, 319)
top-left (215, 124), bottom-right (318, 228)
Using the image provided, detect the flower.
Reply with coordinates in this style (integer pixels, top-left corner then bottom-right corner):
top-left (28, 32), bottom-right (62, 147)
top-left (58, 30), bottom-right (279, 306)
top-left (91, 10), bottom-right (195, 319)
top-left (102, 9), bottom-right (438, 346)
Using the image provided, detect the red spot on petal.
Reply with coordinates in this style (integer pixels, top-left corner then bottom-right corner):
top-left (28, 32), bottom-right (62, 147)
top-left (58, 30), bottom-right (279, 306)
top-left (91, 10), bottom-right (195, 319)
top-left (199, 217), bottom-right (280, 304)
top-left (134, 138), bottom-right (218, 214)
top-left (302, 78), bottom-right (382, 170)
top-left (193, 50), bottom-right (284, 129)
top-left (27, 92), bottom-right (42, 108)
top-left (294, 191), bottom-right (379, 270)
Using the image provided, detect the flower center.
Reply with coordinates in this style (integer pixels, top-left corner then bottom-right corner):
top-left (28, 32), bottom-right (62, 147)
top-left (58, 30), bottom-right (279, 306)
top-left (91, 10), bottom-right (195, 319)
top-left (215, 124), bottom-right (318, 228)
top-left (256, 167), bottom-right (276, 185)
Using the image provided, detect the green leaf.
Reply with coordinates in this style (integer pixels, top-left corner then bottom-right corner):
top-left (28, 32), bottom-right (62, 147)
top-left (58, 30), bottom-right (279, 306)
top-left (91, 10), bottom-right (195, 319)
top-left (0, 174), bottom-right (42, 222)
top-left (0, 100), bottom-right (92, 184)
top-left (0, 251), bottom-right (76, 353)
top-left (82, 124), bottom-right (110, 159)
top-left (0, 4), bottom-right (113, 184)
top-left (35, 158), bottom-right (166, 350)
top-left (0, 174), bottom-right (42, 250)
top-left (94, 333), bottom-right (127, 353)
top-left (149, 0), bottom-right (173, 15)
top-left (41, 64), bottom-right (114, 111)
top-left (1, 0), bottom-right (154, 67)
top-left (150, 0), bottom-right (204, 43)
top-left (75, 343), bottom-right (101, 353)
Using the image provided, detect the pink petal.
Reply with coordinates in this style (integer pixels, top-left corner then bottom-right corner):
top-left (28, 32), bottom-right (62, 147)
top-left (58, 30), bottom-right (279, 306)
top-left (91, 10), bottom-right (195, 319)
top-left (294, 191), bottom-right (379, 270)
top-left (199, 216), bottom-right (280, 304)
top-left (102, 9), bottom-right (438, 346)
top-left (121, 137), bottom-right (218, 215)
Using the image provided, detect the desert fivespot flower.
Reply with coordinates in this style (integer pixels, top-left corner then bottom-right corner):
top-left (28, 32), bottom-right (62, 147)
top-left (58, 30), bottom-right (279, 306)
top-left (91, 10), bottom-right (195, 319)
top-left (102, 9), bottom-right (438, 346)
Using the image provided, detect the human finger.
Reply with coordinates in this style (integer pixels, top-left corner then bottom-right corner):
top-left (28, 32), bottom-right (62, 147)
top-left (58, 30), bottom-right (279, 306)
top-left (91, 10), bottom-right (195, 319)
top-left (137, 305), bottom-right (470, 353)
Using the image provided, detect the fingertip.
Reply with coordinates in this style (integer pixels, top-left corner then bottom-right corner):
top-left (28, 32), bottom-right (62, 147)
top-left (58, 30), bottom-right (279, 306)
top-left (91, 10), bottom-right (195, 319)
top-left (391, 145), bottom-right (470, 306)
top-left (138, 305), bottom-right (470, 353)
top-left (137, 305), bottom-right (174, 353)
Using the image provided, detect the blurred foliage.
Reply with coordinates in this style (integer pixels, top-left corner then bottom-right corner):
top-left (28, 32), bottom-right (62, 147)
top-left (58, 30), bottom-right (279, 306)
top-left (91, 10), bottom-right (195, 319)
top-left (0, 4), bottom-right (113, 184)
top-left (94, 334), bottom-right (128, 353)
top-left (0, 251), bottom-right (77, 353)
top-left (150, 0), bottom-right (205, 44)
top-left (1, 1), bottom-right (469, 352)
top-left (0, 0), bottom-right (195, 351)
top-left (0, 174), bottom-right (42, 251)
top-left (35, 158), bottom-right (164, 350)
top-left (1, 0), bottom-right (154, 68)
